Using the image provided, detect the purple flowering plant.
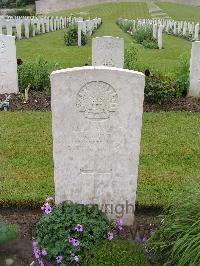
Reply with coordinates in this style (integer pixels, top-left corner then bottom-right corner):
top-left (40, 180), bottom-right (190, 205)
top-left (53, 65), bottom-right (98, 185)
top-left (35, 201), bottom-right (112, 265)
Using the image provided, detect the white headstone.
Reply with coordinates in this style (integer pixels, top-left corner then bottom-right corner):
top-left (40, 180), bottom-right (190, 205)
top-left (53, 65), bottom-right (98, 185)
top-left (0, 34), bottom-right (18, 94)
top-left (153, 24), bottom-right (157, 39)
top-left (194, 23), bottom-right (199, 41)
top-left (158, 25), bottom-right (163, 49)
top-left (78, 21), bottom-right (82, 46)
top-left (92, 36), bottom-right (124, 68)
top-left (6, 20), bottom-right (13, 36)
top-left (24, 19), bottom-right (29, 38)
top-left (188, 41), bottom-right (200, 97)
top-left (183, 21), bottom-right (187, 36)
top-left (173, 21), bottom-right (177, 35)
top-left (16, 20), bottom-right (22, 40)
top-left (51, 66), bottom-right (145, 225)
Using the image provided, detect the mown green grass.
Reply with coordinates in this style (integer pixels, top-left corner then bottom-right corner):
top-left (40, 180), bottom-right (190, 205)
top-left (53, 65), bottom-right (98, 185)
top-left (0, 112), bottom-right (199, 208)
top-left (16, 2), bottom-right (192, 75)
top-left (157, 2), bottom-right (200, 22)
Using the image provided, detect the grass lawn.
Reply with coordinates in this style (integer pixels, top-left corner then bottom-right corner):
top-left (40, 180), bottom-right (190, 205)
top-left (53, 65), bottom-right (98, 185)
top-left (16, 2), bottom-right (192, 75)
top-left (0, 112), bottom-right (199, 208)
top-left (157, 2), bottom-right (200, 22)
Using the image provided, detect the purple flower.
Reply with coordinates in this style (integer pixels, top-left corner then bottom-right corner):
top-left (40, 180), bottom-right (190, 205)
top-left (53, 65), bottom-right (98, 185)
top-left (116, 219), bottom-right (123, 226)
top-left (116, 219), bottom-right (123, 231)
top-left (73, 239), bottom-right (80, 247)
top-left (41, 249), bottom-right (47, 256)
top-left (74, 255), bottom-right (79, 262)
top-left (38, 259), bottom-right (44, 266)
top-left (41, 202), bottom-right (52, 214)
top-left (71, 253), bottom-right (79, 263)
top-left (107, 232), bottom-right (114, 241)
top-left (44, 203), bottom-right (52, 214)
top-left (56, 256), bottom-right (63, 264)
top-left (32, 241), bottom-right (38, 248)
top-left (33, 247), bottom-right (40, 259)
top-left (75, 224), bottom-right (83, 233)
top-left (144, 246), bottom-right (151, 254)
top-left (68, 236), bottom-right (80, 247)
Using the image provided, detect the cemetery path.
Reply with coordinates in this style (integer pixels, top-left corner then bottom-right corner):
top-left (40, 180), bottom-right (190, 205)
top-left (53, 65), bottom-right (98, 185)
top-left (0, 91), bottom-right (199, 112)
top-left (0, 207), bottom-right (161, 266)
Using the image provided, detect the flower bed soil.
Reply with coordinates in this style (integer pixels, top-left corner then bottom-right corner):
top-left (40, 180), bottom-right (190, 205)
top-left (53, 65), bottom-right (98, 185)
top-left (0, 91), bottom-right (200, 112)
top-left (0, 207), bottom-right (161, 266)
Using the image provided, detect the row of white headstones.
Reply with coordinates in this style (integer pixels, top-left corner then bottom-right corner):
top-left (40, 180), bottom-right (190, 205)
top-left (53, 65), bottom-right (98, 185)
top-left (0, 33), bottom-right (199, 96)
top-left (0, 36), bottom-right (199, 225)
top-left (118, 18), bottom-right (200, 49)
top-left (78, 18), bottom-right (102, 46)
top-left (0, 16), bottom-right (101, 41)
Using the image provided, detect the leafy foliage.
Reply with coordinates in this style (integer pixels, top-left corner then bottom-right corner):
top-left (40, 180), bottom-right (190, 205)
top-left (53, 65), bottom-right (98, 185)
top-left (132, 27), bottom-right (158, 49)
top-left (124, 44), bottom-right (138, 70)
top-left (7, 9), bottom-right (32, 16)
top-left (175, 55), bottom-right (190, 97)
top-left (145, 75), bottom-right (176, 104)
top-left (83, 237), bottom-right (149, 266)
top-left (116, 18), bottom-right (133, 32)
top-left (148, 185), bottom-right (200, 266)
top-left (18, 57), bottom-right (58, 93)
top-left (36, 202), bottom-right (112, 265)
top-left (0, 223), bottom-right (19, 245)
top-left (64, 24), bottom-right (87, 46)
top-left (0, 0), bottom-right (34, 8)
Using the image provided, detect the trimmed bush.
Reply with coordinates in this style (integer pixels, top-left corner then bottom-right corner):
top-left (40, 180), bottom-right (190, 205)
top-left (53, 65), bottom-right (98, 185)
top-left (18, 58), bottom-right (58, 93)
top-left (175, 55), bottom-right (189, 97)
top-left (7, 9), bottom-right (31, 16)
top-left (133, 27), bottom-right (158, 49)
top-left (83, 237), bottom-right (149, 266)
top-left (145, 75), bottom-right (176, 104)
top-left (64, 24), bottom-right (87, 46)
top-left (35, 201), bottom-right (112, 265)
top-left (124, 44), bottom-right (138, 70)
top-left (148, 186), bottom-right (200, 266)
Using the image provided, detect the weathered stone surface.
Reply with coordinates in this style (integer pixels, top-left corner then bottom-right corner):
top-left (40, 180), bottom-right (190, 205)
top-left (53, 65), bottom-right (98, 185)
top-left (51, 66), bottom-right (145, 225)
top-left (189, 41), bottom-right (200, 97)
top-left (158, 25), bottom-right (163, 49)
top-left (0, 34), bottom-right (18, 94)
top-left (92, 36), bottom-right (124, 68)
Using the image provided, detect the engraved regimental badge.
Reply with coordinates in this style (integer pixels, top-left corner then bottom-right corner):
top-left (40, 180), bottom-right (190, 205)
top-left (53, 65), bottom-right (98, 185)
top-left (76, 81), bottom-right (118, 120)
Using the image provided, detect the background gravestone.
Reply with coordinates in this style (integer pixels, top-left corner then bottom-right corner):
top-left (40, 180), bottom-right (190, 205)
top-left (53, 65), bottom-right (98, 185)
top-left (189, 41), bottom-right (200, 97)
top-left (0, 34), bottom-right (18, 94)
top-left (92, 36), bottom-right (124, 68)
top-left (51, 66), bottom-right (145, 225)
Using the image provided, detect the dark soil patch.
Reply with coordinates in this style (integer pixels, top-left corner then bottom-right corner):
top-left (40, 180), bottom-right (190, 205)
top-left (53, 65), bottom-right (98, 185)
top-left (0, 91), bottom-right (51, 112)
top-left (0, 91), bottom-right (199, 112)
top-left (0, 207), bottom-right (161, 266)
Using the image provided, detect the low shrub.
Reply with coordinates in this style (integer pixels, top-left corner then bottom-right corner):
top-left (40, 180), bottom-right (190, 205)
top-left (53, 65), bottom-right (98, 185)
top-left (35, 201), bottom-right (112, 265)
top-left (7, 9), bottom-right (31, 16)
top-left (0, 223), bottom-right (19, 245)
top-left (145, 75), bottom-right (176, 104)
top-left (18, 58), bottom-right (58, 93)
top-left (83, 237), bottom-right (149, 266)
top-left (124, 44), bottom-right (138, 70)
top-left (117, 18), bottom-right (133, 32)
top-left (148, 186), bottom-right (200, 266)
top-left (175, 55), bottom-right (189, 97)
top-left (64, 24), bottom-right (87, 46)
top-left (133, 27), bottom-right (158, 49)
